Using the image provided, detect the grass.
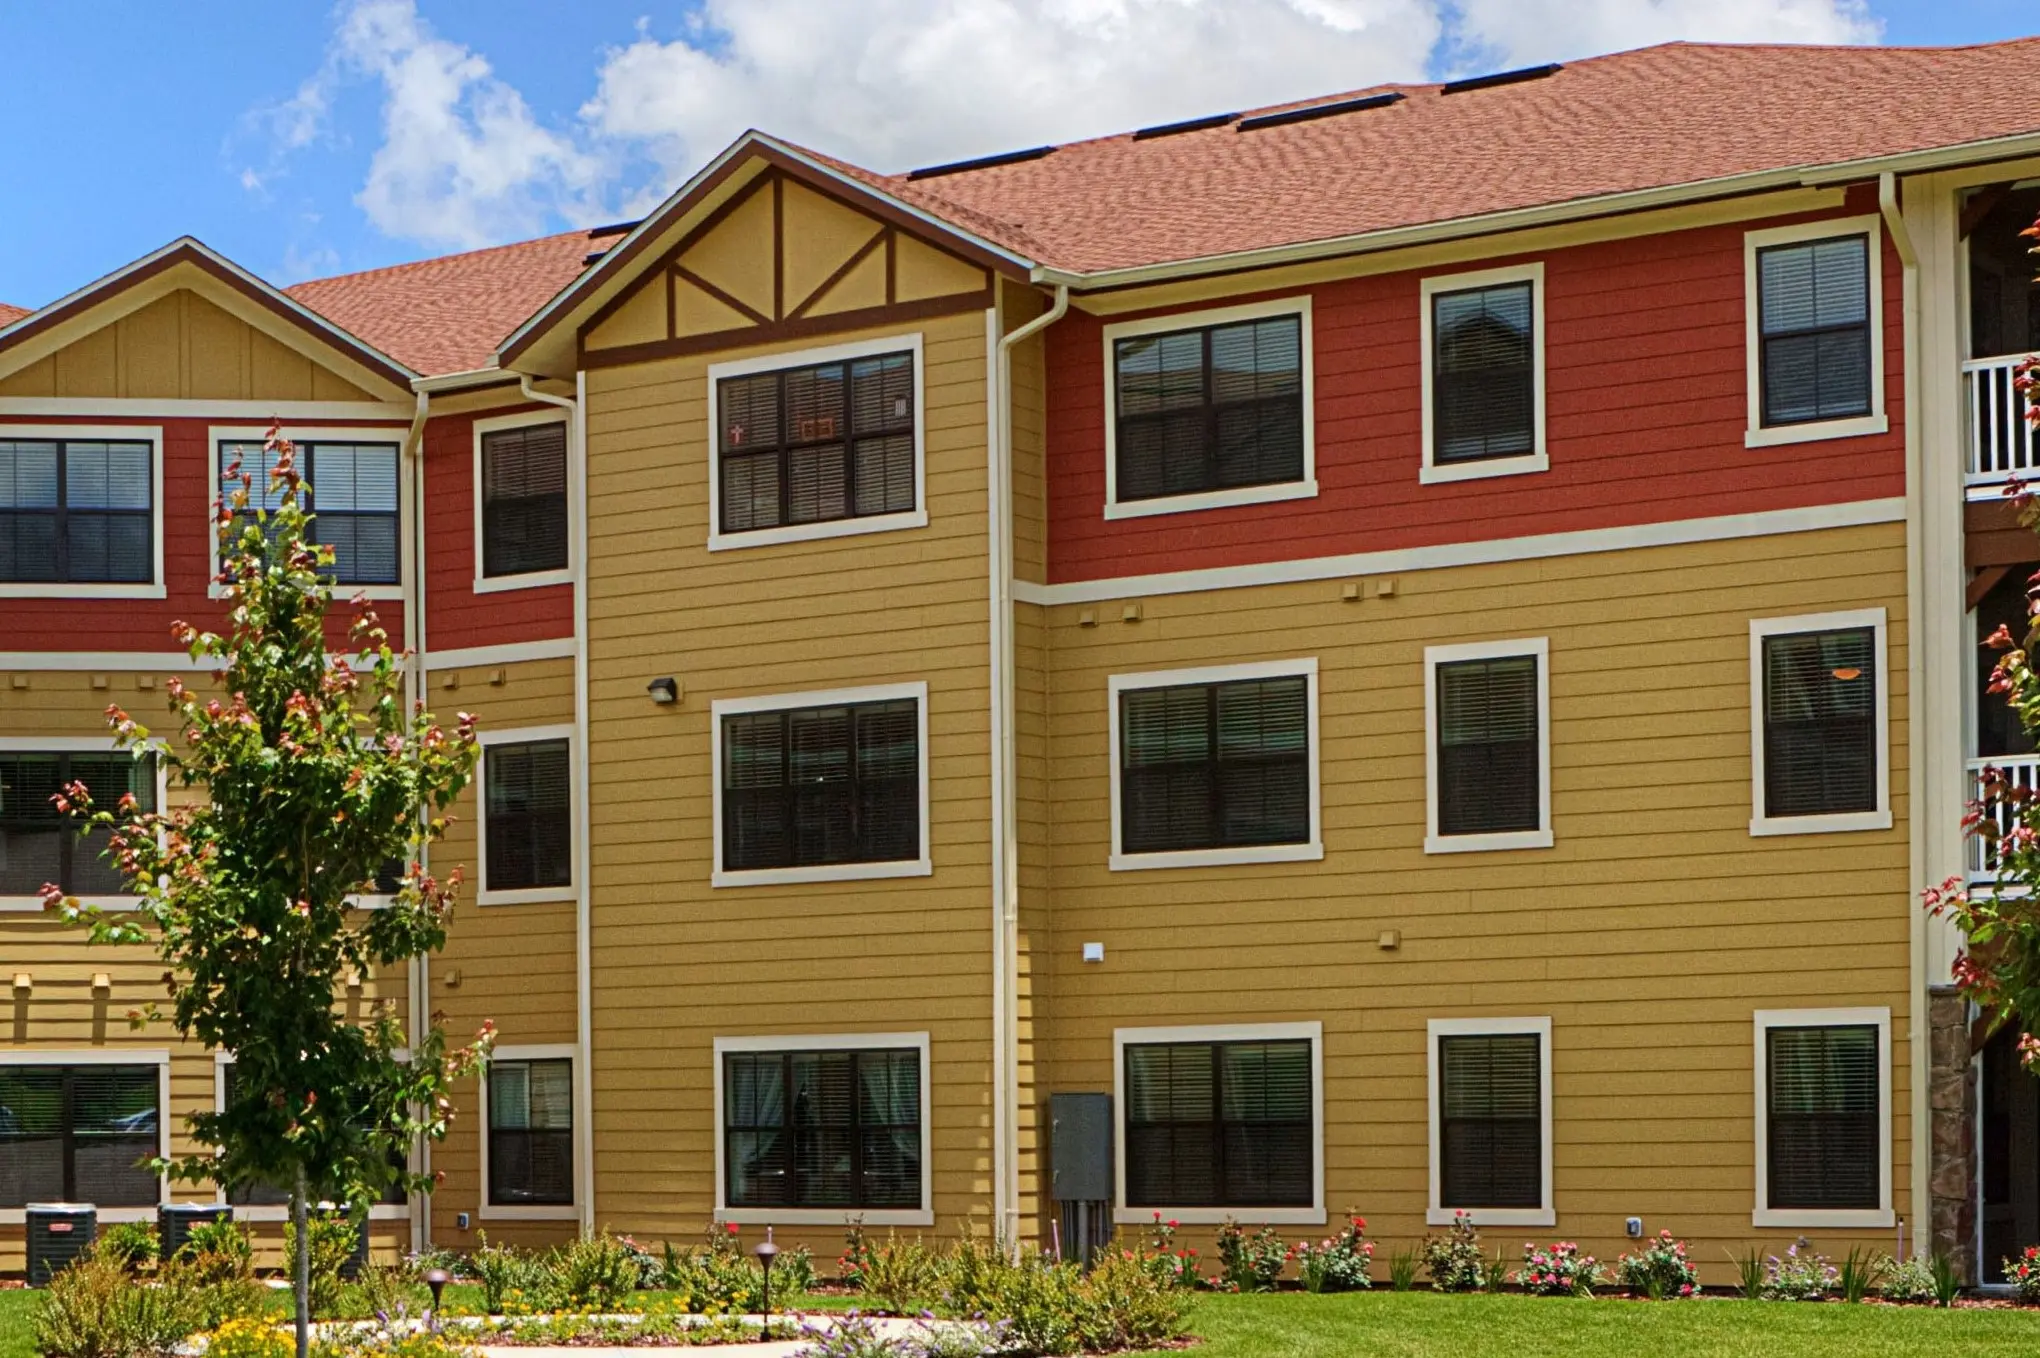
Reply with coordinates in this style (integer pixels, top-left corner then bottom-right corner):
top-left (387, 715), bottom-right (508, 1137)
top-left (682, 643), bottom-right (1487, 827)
top-left (0, 1289), bottom-right (35, 1358)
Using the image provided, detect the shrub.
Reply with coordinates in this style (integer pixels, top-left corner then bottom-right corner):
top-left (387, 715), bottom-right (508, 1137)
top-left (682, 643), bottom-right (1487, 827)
top-left (202, 1318), bottom-right (293, 1358)
top-left (2006, 1245), bottom-right (2040, 1304)
top-left (33, 1251), bottom-right (200, 1358)
top-left (1760, 1238), bottom-right (1837, 1301)
top-left (1513, 1241), bottom-right (1603, 1298)
top-left (1423, 1212), bottom-right (1485, 1293)
top-left (470, 1234), bottom-right (552, 1315)
top-left (354, 1260), bottom-right (425, 1321)
top-left (549, 1233), bottom-right (641, 1311)
top-left (1387, 1247), bottom-right (1420, 1292)
top-left (286, 1211), bottom-right (360, 1318)
top-left (1213, 1218), bottom-right (1286, 1292)
top-left (794, 1311), bottom-right (902, 1358)
top-left (849, 1231), bottom-right (941, 1313)
top-left (175, 1220), bottom-right (255, 1283)
top-left (1071, 1248), bottom-right (1192, 1353)
top-left (1880, 1254), bottom-right (1937, 1303)
top-left (1616, 1232), bottom-right (1699, 1300)
top-left (1291, 1216), bottom-right (1373, 1293)
top-left (95, 1221), bottom-right (160, 1274)
top-left (1142, 1215), bottom-right (1200, 1290)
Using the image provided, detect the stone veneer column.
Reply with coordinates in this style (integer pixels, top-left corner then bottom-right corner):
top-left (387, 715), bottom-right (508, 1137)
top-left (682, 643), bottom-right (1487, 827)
top-left (1928, 985), bottom-right (1977, 1278)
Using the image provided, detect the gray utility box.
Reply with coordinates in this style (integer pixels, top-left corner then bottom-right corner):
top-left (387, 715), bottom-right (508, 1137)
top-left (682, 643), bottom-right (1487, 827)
top-left (158, 1203), bottom-right (232, 1260)
top-left (26, 1203), bottom-right (96, 1285)
top-left (1049, 1093), bottom-right (1113, 1202)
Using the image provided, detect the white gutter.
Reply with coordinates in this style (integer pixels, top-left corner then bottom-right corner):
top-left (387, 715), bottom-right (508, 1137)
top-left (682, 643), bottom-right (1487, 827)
top-left (987, 283), bottom-right (1067, 1251)
top-left (403, 385), bottom-right (430, 1256)
top-left (515, 374), bottom-right (595, 1239)
top-left (413, 367), bottom-right (521, 394)
top-left (1880, 171), bottom-right (1930, 1257)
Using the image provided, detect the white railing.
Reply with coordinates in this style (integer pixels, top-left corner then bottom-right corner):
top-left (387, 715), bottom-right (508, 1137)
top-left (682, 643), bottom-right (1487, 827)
top-left (1965, 352), bottom-right (2040, 491)
top-left (1967, 753), bottom-right (2040, 883)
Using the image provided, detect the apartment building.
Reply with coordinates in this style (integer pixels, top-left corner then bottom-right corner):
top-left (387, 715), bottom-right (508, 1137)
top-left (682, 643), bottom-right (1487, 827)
top-left (6, 38), bottom-right (2040, 1284)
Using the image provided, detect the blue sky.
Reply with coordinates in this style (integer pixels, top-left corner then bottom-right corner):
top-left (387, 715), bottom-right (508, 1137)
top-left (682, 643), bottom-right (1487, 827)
top-left (0, 1), bottom-right (2030, 311)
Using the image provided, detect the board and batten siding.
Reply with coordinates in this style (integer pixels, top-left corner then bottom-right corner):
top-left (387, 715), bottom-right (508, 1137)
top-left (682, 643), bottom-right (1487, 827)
top-left (579, 307), bottom-right (1003, 1248)
top-left (1030, 520), bottom-right (1910, 1277)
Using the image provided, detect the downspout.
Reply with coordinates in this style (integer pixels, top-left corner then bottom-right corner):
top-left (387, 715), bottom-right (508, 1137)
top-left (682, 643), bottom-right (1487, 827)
top-left (989, 283), bottom-right (1068, 1250)
top-left (518, 374), bottom-right (594, 1239)
top-left (1880, 171), bottom-right (1929, 1252)
top-left (404, 386), bottom-right (430, 1255)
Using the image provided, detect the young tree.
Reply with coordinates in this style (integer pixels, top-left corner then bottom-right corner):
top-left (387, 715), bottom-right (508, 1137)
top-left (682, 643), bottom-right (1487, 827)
top-left (47, 429), bottom-right (490, 1357)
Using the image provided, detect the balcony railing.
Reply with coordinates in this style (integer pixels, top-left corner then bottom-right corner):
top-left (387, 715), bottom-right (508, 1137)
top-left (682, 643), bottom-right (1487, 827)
top-left (1967, 753), bottom-right (2040, 884)
top-left (1965, 351), bottom-right (2040, 492)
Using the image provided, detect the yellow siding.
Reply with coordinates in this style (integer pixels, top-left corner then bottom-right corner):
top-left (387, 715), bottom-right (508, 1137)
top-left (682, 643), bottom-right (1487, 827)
top-left (780, 183), bottom-right (879, 310)
top-left (894, 236), bottom-right (983, 302)
top-left (1005, 288), bottom-right (1049, 585)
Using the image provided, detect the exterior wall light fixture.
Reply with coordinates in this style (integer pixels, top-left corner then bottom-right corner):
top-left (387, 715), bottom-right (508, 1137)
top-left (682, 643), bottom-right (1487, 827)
top-left (647, 677), bottom-right (681, 704)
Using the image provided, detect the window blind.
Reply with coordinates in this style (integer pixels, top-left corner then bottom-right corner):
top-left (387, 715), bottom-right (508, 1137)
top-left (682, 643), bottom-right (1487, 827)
top-left (1763, 628), bottom-right (1876, 818)
top-left (0, 1064), bottom-right (159, 1208)
top-left (723, 1048), bottom-right (921, 1209)
top-left (1767, 1024), bottom-right (1880, 1210)
top-left (1120, 676), bottom-right (1310, 854)
top-left (1759, 236), bottom-right (1871, 427)
top-left (0, 751), bottom-right (155, 897)
top-left (718, 352), bottom-right (916, 534)
top-left (1438, 1033), bottom-right (1543, 1210)
top-left (220, 441), bottom-right (400, 585)
top-left (1114, 315), bottom-right (1303, 502)
top-left (489, 1058), bottom-right (574, 1206)
top-left (220, 1062), bottom-right (407, 1206)
top-left (481, 423), bottom-right (569, 577)
top-left (1124, 1039), bottom-right (1313, 1208)
top-left (0, 439), bottom-right (153, 584)
top-left (485, 740), bottom-right (572, 891)
top-left (722, 698), bottom-right (919, 871)
top-left (1435, 655), bottom-right (1540, 836)
top-left (1432, 283), bottom-right (1534, 464)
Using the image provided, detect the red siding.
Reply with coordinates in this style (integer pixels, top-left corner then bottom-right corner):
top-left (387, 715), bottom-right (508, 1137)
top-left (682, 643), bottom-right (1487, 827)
top-left (421, 406), bottom-right (573, 654)
top-left (1043, 201), bottom-right (1906, 584)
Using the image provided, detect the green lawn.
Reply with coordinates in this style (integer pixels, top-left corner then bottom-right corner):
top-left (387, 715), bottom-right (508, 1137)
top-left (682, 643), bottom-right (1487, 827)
top-left (0, 1289), bottom-right (35, 1358)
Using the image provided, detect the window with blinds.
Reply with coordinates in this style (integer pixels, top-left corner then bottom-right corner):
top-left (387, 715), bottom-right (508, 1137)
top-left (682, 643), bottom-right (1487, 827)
top-left (220, 440), bottom-right (400, 585)
top-left (0, 751), bottom-right (155, 897)
top-left (480, 422), bottom-right (569, 578)
top-left (484, 739), bottom-right (572, 892)
top-left (1434, 655), bottom-right (1541, 837)
top-left (722, 1047), bottom-right (922, 1209)
top-left (1437, 1033), bottom-right (1543, 1210)
top-left (0, 1063), bottom-right (160, 1207)
top-left (0, 439), bottom-right (153, 584)
top-left (1119, 675), bottom-right (1310, 855)
top-left (1431, 282), bottom-right (1534, 465)
top-left (1123, 1038), bottom-right (1314, 1208)
top-left (1762, 627), bottom-right (1876, 818)
top-left (717, 351), bottom-right (916, 534)
top-left (489, 1058), bottom-right (574, 1206)
top-left (722, 698), bottom-right (920, 872)
top-left (1112, 315), bottom-right (1304, 502)
top-left (1766, 1024), bottom-right (1880, 1210)
top-left (220, 1062), bottom-right (403, 1206)
top-left (1758, 235), bottom-right (1871, 428)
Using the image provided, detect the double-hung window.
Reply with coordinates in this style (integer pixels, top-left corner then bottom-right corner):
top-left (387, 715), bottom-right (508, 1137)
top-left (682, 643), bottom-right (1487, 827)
top-left (711, 337), bottom-right (922, 547)
top-left (0, 1059), bottom-right (163, 1210)
top-left (1119, 1031), bottom-right (1318, 1218)
top-left (1109, 660), bottom-right (1321, 870)
top-left (1754, 1009), bottom-right (1891, 1227)
top-left (717, 1038), bottom-right (928, 1221)
top-left (1104, 300), bottom-right (1312, 516)
top-left (0, 437), bottom-right (154, 587)
top-left (1750, 611), bottom-right (1889, 835)
top-left (486, 1053), bottom-right (575, 1210)
top-left (713, 683), bottom-right (929, 885)
top-left (1427, 1018), bottom-right (1552, 1226)
top-left (219, 438), bottom-right (401, 586)
top-left (1424, 640), bottom-right (1550, 853)
top-left (0, 748), bottom-right (156, 901)
top-left (217, 1058), bottom-right (403, 1209)
top-left (479, 732), bottom-right (573, 902)
top-left (477, 418), bottom-right (569, 582)
top-left (1745, 218), bottom-right (1885, 446)
top-left (1421, 265), bottom-right (1545, 481)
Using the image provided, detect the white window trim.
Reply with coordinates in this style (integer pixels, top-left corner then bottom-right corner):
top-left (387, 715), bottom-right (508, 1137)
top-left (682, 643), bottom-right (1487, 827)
top-left (1423, 637), bottom-right (1553, 854)
top-left (479, 1042), bottom-right (580, 1221)
top-left (705, 333), bottom-right (928, 551)
top-left (0, 1047), bottom-right (171, 1224)
top-left (1100, 296), bottom-right (1318, 519)
top-left (1748, 608), bottom-right (1892, 836)
top-left (1743, 215), bottom-right (1889, 449)
top-left (1752, 1007), bottom-right (1894, 1229)
top-left (206, 424), bottom-right (414, 602)
top-left (1426, 1016), bottom-right (1555, 1228)
top-left (0, 424), bottom-right (166, 599)
top-left (476, 724), bottom-right (578, 905)
top-left (712, 1031), bottom-right (934, 1227)
top-left (471, 410), bottom-right (574, 593)
top-left (0, 734), bottom-right (169, 912)
top-left (1106, 658), bottom-right (1323, 871)
top-left (211, 1051), bottom-right (410, 1221)
top-left (710, 681), bottom-right (933, 887)
top-left (1111, 1021), bottom-right (1325, 1227)
top-left (1418, 264), bottom-right (1548, 484)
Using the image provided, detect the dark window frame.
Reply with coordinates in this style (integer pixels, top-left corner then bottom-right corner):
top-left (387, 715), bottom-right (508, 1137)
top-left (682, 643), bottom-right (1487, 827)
top-left (0, 437), bottom-right (155, 585)
top-left (1114, 670), bottom-right (1316, 858)
top-left (0, 750), bottom-right (157, 898)
top-left (1425, 273), bottom-right (1540, 470)
top-left (0, 1061), bottom-right (162, 1208)
top-left (486, 1056), bottom-right (575, 1208)
top-left (482, 737), bottom-right (573, 895)
top-left (1428, 645), bottom-right (1547, 844)
top-left (217, 439), bottom-right (403, 587)
top-left (718, 692), bottom-right (924, 876)
top-left (478, 419), bottom-right (570, 580)
top-left (1763, 1020), bottom-right (1884, 1214)
top-left (1754, 231), bottom-right (1875, 430)
top-left (1121, 1035), bottom-right (1318, 1210)
top-left (219, 1059), bottom-right (405, 1206)
top-left (1758, 620), bottom-right (1881, 823)
top-left (720, 1045), bottom-right (925, 1212)
top-left (1434, 1027), bottom-right (1547, 1213)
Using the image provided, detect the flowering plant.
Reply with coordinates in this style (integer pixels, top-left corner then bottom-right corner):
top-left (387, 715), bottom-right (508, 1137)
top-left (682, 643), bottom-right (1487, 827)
top-left (1513, 1241), bottom-right (1603, 1297)
top-left (2006, 1244), bottom-right (2040, 1303)
top-left (1144, 1214), bottom-right (1200, 1289)
top-left (1615, 1231), bottom-right (1699, 1299)
top-left (1291, 1215), bottom-right (1374, 1293)
top-left (1422, 1212), bottom-right (1487, 1293)
top-left (1213, 1219), bottom-right (1287, 1292)
top-left (1761, 1238), bottom-right (1838, 1301)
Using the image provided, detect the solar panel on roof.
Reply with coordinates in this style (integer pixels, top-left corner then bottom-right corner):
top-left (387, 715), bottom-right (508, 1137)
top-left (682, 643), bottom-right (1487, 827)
top-left (586, 221), bottom-right (639, 240)
top-left (1439, 63), bottom-right (1561, 95)
top-left (906, 146), bottom-right (1055, 179)
top-left (1236, 91), bottom-right (1404, 131)
top-left (1131, 112), bottom-right (1240, 140)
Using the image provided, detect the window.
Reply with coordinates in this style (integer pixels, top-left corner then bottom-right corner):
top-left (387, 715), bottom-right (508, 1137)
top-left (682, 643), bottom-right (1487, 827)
top-left (0, 1061), bottom-right (162, 1209)
top-left (1744, 218), bottom-right (1886, 447)
top-left (1420, 265), bottom-right (1545, 482)
top-left (0, 749), bottom-right (156, 900)
top-left (0, 437), bottom-right (154, 585)
top-left (1112, 1023), bottom-right (1322, 1225)
top-left (1754, 1008), bottom-right (1891, 1227)
top-left (480, 733), bottom-right (573, 901)
top-left (217, 1059), bottom-right (403, 1209)
top-left (1103, 299), bottom-right (1312, 516)
top-left (720, 1046), bottom-right (923, 1213)
top-left (1108, 660), bottom-right (1321, 871)
top-left (1750, 611), bottom-right (1889, 835)
top-left (478, 419), bottom-right (569, 581)
top-left (1424, 639), bottom-right (1550, 853)
top-left (219, 438), bottom-right (401, 585)
top-left (1427, 1018), bottom-right (1551, 1226)
top-left (712, 683), bottom-right (930, 885)
top-left (487, 1055), bottom-right (574, 1209)
top-left (710, 336), bottom-right (923, 547)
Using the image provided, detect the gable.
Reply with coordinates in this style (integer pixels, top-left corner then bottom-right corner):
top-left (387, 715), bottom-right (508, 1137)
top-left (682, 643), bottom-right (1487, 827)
top-left (580, 168), bottom-right (994, 368)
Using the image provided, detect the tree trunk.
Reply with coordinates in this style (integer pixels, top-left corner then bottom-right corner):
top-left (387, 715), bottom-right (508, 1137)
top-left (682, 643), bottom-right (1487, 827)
top-left (293, 1168), bottom-right (311, 1358)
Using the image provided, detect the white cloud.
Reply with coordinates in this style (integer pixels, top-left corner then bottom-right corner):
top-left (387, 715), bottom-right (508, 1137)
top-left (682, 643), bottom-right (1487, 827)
top-left (1445, 0), bottom-right (1880, 71)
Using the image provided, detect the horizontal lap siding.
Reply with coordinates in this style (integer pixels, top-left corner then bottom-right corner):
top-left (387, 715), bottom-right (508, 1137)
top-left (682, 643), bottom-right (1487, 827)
top-left (1030, 522), bottom-right (1909, 1279)
top-left (582, 309), bottom-right (995, 1252)
top-left (1044, 200), bottom-right (1905, 583)
top-left (421, 407), bottom-right (574, 653)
